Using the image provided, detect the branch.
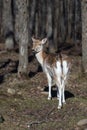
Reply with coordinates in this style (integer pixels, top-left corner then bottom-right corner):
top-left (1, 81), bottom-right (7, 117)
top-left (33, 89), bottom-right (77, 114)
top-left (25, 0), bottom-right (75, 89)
top-left (27, 107), bottom-right (55, 128)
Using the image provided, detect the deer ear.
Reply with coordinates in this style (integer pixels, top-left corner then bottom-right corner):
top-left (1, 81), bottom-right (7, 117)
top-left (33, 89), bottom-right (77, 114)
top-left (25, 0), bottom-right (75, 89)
top-left (32, 37), bottom-right (36, 42)
top-left (41, 38), bottom-right (47, 44)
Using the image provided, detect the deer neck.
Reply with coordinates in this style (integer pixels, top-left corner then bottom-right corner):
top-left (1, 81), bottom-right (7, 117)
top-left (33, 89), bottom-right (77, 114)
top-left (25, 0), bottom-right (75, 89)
top-left (35, 51), bottom-right (44, 66)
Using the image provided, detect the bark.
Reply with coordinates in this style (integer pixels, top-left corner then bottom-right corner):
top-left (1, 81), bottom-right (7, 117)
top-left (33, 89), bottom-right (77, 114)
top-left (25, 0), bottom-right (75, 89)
top-left (53, 0), bottom-right (59, 51)
top-left (60, 0), bottom-right (66, 42)
top-left (67, 0), bottom-right (72, 41)
top-left (14, 0), bottom-right (29, 77)
top-left (47, 0), bottom-right (55, 53)
top-left (75, 0), bottom-right (82, 41)
top-left (37, 0), bottom-right (47, 38)
top-left (29, 0), bottom-right (36, 37)
top-left (73, 0), bottom-right (81, 48)
top-left (0, 0), bottom-right (3, 41)
top-left (2, 0), bottom-right (14, 50)
top-left (40, 0), bottom-right (47, 38)
top-left (0, 0), bottom-right (82, 51)
top-left (47, 0), bottom-right (52, 39)
top-left (35, 12), bottom-right (39, 38)
top-left (63, 0), bottom-right (68, 42)
top-left (81, 0), bottom-right (87, 73)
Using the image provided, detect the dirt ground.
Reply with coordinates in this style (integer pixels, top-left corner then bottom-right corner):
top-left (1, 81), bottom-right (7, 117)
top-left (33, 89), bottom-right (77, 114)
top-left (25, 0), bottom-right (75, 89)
top-left (0, 44), bottom-right (87, 130)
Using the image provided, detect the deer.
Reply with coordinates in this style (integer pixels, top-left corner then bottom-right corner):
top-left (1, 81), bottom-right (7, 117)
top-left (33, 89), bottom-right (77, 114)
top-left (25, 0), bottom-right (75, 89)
top-left (32, 37), bottom-right (71, 109)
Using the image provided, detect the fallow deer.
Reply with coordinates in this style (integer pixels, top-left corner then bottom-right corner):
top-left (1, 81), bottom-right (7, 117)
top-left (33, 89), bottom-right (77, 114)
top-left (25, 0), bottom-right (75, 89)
top-left (32, 37), bottom-right (71, 109)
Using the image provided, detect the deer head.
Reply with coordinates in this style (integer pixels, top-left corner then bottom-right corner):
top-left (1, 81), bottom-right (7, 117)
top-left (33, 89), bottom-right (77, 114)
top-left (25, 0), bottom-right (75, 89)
top-left (32, 37), bottom-right (47, 53)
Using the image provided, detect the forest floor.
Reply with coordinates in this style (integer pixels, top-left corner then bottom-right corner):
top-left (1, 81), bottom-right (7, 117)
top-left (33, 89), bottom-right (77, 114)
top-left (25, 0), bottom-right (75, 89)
top-left (0, 43), bottom-right (87, 130)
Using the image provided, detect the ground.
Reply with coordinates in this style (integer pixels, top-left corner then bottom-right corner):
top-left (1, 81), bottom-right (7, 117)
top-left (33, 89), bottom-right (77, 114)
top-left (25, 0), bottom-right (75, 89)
top-left (0, 44), bottom-right (87, 130)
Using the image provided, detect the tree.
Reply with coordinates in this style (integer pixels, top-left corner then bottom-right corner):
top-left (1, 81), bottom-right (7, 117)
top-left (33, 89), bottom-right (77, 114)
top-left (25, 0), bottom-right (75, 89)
top-left (81, 0), bottom-right (87, 73)
top-left (0, 0), bottom-right (3, 41)
top-left (14, 0), bottom-right (29, 77)
top-left (0, 0), bottom-right (82, 53)
top-left (53, 0), bottom-right (59, 51)
top-left (47, 0), bottom-right (55, 53)
top-left (2, 0), bottom-right (14, 50)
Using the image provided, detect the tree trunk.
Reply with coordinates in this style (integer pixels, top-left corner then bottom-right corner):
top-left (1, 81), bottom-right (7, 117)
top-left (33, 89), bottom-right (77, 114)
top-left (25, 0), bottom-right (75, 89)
top-left (67, 0), bottom-right (72, 42)
top-left (0, 0), bottom-right (3, 41)
top-left (40, 0), bottom-right (47, 38)
top-left (47, 0), bottom-right (55, 53)
top-left (81, 0), bottom-right (87, 73)
top-left (74, 0), bottom-right (81, 43)
top-left (29, 0), bottom-right (36, 37)
top-left (53, 0), bottom-right (59, 51)
top-left (2, 0), bottom-right (14, 50)
top-left (60, 0), bottom-right (66, 42)
top-left (14, 0), bottom-right (29, 77)
top-left (0, 0), bottom-right (82, 53)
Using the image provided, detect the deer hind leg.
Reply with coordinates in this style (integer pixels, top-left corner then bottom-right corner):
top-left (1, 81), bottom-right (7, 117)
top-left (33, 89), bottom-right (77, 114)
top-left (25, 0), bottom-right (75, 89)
top-left (46, 73), bottom-right (52, 100)
top-left (58, 87), bottom-right (62, 109)
top-left (55, 77), bottom-right (66, 109)
top-left (62, 60), bottom-right (69, 104)
top-left (57, 85), bottom-right (65, 109)
top-left (61, 79), bottom-right (66, 104)
top-left (55, 77), bottom-right (62, 109)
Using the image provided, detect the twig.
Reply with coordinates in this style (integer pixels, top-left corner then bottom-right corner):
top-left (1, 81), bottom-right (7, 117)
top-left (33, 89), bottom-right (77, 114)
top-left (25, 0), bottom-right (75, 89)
top-left (0, 50), bottom-right (7, 54)
top-left (27, 107), bottom-right (55, 128)
top-left (28, 120), bottom-right (47, 128)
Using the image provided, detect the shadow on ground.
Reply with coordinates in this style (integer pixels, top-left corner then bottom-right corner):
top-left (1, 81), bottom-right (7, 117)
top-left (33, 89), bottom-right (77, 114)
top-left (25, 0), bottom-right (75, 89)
top-left (0, 75), bottom-right (4, 84)
top-left (44, 86), bottom-right (74, 99)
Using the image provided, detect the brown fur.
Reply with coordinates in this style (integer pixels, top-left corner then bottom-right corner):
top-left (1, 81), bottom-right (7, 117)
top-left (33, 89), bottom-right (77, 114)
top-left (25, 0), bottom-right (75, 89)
top-left (32, 37), bottom-right (72, 109)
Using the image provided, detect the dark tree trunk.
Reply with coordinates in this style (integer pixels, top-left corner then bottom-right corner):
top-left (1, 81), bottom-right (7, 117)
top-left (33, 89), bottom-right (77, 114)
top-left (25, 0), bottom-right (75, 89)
top-left (2, 0), bottom-right (14, 50)
top-left (14, 0), bottom-right (29, 77)
top-left (40, 0), bottom-right (47, 38)
top-left (0, 0), bottom-right (82, 54)
top-left (0, 0), bottom-right (3, 41)
top-left (35, 12), bottom-right (39, 38)
top-left (74, 0), bottom-right (82, 42)
top-left (60, 0), bottom-right (66, 42)
top-left (81, 0), bottom-right (87, 73)
top-left (67, 0), bottom-right (72, 42)
top-left (47, 0), bottom-right (55, 53)
top-left (29, 0), bottom-right (36, 37)
top-left (53, 0), bottom-right (59, 51)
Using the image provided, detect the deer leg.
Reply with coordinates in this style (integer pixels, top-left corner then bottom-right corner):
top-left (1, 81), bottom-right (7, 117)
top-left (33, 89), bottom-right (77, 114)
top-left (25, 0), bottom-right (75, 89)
top-left (58, 87), bottom-right (62, 109)
top-left (46, 73), bottom-right (52, 100)
top-left (55, 78), bottom-right (62, 109)
top-left (62, 77), bottom-right (66, 104)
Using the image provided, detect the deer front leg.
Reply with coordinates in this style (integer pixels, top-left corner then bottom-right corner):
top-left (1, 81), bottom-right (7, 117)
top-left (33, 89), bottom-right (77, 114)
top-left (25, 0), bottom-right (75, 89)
top-left (46, 73), bottom-right (52, 100)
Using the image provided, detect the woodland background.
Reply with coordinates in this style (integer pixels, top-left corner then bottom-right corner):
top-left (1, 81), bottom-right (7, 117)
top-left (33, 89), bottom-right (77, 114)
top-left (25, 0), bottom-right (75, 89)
top-left (0, 0), bottom-right (82, 48)
top-left (0, 0), bottom-right (87, 130)
top-left (0, 0), bottom-right (85, 75)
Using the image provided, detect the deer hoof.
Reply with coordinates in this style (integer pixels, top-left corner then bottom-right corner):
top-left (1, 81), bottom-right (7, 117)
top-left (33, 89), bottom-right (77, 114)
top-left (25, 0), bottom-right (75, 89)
top-left (48, 97), bottom-right (52, 100)
top-left (63, 102), bottom-right (66, 105)
top-left (57, 105), bottom-right (62, 109)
